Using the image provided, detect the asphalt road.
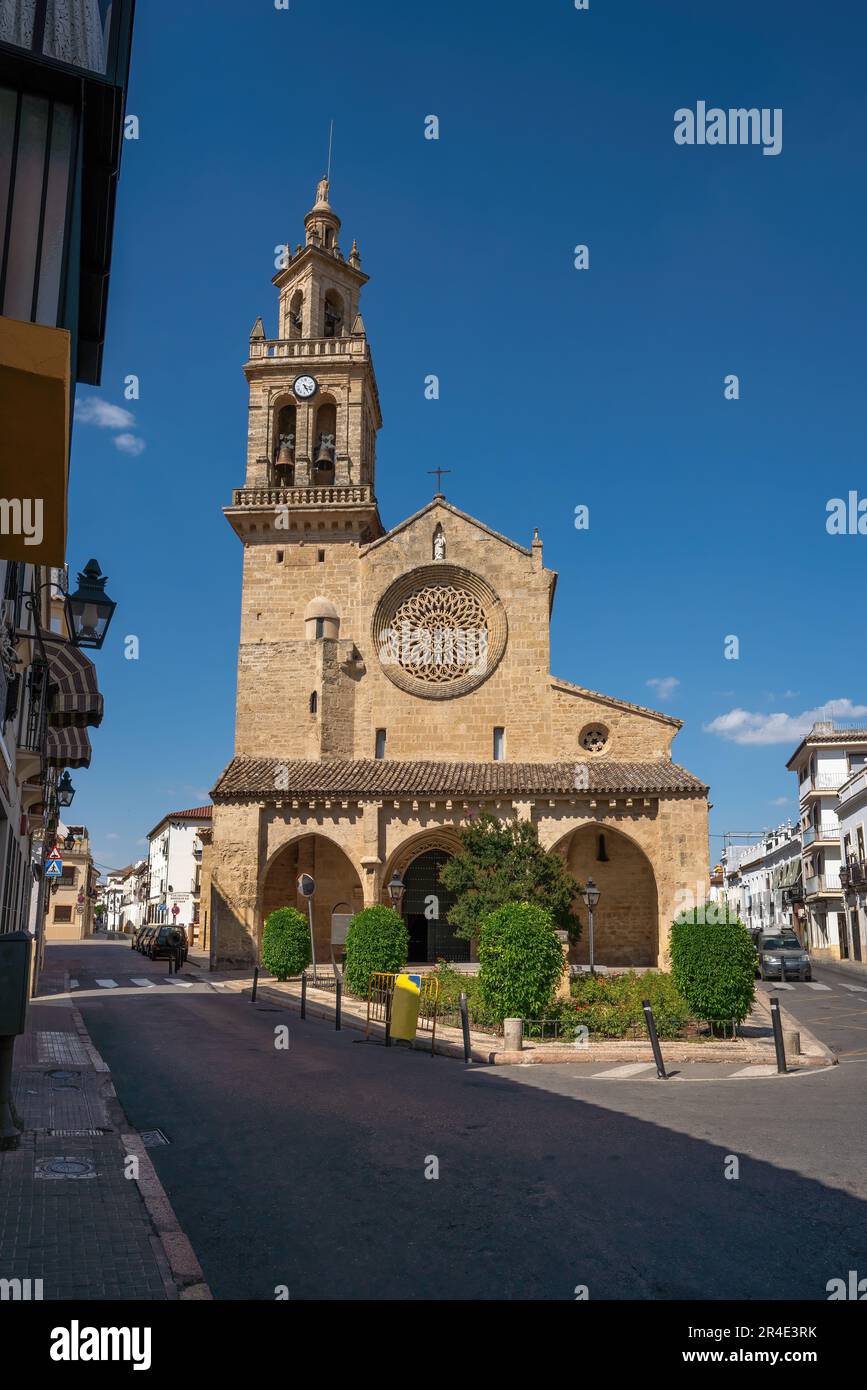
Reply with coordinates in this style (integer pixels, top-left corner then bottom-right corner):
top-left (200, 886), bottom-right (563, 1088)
top-left (757, 962), bottom-right (867, 1062)
top-left (46, 938), bottom-right (867, 1301)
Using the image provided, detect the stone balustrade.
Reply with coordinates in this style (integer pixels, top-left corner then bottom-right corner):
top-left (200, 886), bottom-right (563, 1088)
top-left (248, 336), bottom-right (368, 362)
top-left (232, 485), bottom-right (373, 507)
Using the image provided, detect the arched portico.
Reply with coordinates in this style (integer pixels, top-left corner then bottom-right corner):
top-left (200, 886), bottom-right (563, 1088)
top-left (381, 829), bottom-right (466, 963)
top-left (260, 832), bottom-right (364, 963)
top-left (553, 822), bottom-right (659, 967)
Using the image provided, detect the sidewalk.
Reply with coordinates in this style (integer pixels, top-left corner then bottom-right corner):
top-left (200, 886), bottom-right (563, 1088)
top-left (209, 969), bottom-right (833, 1069)
top-left (0, 959), bottom-right (210, 1301)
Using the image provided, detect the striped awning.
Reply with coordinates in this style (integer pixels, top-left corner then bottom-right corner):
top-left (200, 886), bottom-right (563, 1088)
top-left (44, 636), bottom-right (103, 728)
top-left (44, 725), bottom-right (92, 769)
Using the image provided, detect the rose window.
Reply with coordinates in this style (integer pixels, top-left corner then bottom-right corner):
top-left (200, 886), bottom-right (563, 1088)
top-left (580, 725), bottom-right (610, 753)
top-left (373, 564), bottom-right (507, 699)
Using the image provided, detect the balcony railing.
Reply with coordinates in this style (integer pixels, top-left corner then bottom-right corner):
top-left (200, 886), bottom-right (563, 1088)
top-left (231, 485), bottom-right (373, 508)
top-left (248, 336), bottom-right (369, 362)
top-left (840, 860), bottom-right (866, 891)
top-left (804, 873), bottom-right (842, 895)
top-left (802, 772), bottom-right (848, 794)
top-left (802, 823), bottom-right (839, 846)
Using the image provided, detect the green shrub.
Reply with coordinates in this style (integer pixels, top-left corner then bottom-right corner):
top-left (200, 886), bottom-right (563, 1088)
top-left (565, 970), bottom-right (690, 1038)
top-left (477, 901), bottom-right (565, 1024)
top-left (669, 912), bottom-right (755, 1024)
top-left (344, 905), bottom-right (409, 996)
top-left (262, 906), bottom-right (311, 980)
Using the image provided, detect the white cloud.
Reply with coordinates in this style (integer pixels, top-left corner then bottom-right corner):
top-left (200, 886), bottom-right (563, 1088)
top-left (75, 397), bottom-right (135, 430)
top-left (783, 690), bottom-right (799, 700)
top-left (646, 676), bottom-right (680, 702)
top-left (769, 796), bottom-right (790, 806)
top-left (704, 698), bottom-right (867, 746)
top-left (107, 833), bottom-right (119, 840)
top-left (113, 433), bottom-right (146, 456)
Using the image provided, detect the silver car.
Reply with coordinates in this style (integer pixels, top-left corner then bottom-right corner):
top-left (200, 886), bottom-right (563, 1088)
top-left (756, 933), bottom-right (812, 982)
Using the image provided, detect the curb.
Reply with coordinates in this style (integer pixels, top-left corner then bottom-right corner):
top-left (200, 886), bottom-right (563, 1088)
top-left (752, 989), bottom-right (838, 1068)
top-left (66, 975), bottom-right (214, 1301)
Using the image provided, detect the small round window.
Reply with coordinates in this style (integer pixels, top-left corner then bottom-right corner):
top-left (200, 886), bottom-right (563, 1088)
top-left (580, 724), bottom-right (609, 754)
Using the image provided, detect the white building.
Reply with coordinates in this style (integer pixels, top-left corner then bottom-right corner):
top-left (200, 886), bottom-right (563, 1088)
top-left (786, 721), bottom-right (867, 959)
top-left (102, 871), bottom-right (125, 933)
top-left (721, 823), bottom-right (803, 938)
top-left (145, 807), bottom-right (211, 941)
top-left (837, 769), bottom-right (867, 963)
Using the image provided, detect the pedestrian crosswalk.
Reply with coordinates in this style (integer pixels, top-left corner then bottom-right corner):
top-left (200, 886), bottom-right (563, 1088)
top-left (74, 975), bottom-right (202, 991)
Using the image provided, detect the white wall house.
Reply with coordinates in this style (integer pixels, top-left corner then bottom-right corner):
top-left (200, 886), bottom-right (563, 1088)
top-left (837, 770), bottom-right (867, 964)
top-left (145, 807), bottom-right (211, 940)
top-left (787, 721), bottom-right (867, 959)
top-left (721, 823), bottom-right (803, 938)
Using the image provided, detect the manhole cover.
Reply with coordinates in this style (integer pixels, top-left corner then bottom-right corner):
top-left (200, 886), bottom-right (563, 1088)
top-left (46, 1069), bottom-right (81, 1087)
top-left (35, 1156), bottom-right (97, 1180)
top-left (140, 1129), bottom-right (170, 1148)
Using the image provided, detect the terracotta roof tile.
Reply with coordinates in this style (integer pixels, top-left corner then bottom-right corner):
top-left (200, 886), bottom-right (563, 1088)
top-left (211, 759), bottom-right (708, 800)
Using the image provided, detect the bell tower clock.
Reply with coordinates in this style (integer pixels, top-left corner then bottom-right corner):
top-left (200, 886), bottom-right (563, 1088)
top-left (225, 176), bottom-right (384, 546)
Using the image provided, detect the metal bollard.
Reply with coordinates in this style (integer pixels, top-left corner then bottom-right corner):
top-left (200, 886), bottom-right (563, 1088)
top-left (251, 966), bottom-right (259, 1003)
top-left (459, 991), bottom-right (472, 1064)
top-left (641, 1000), bottom-right (668, 1079)
top-left (335, 974), bottom-right (342, 1030)
top-left (769, 996), bottom-right (787, 1074)
top-left (385, 984), bottom-right (393, 1048)
top-left (301, 972), bottom-right (307, 1020)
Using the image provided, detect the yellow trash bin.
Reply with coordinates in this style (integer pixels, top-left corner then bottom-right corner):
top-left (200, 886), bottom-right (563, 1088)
top-left (390, 972), bottom-right (422, 1042)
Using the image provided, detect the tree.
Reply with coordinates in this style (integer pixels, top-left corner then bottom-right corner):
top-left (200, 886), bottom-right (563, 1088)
top-left (344, 904), bottom-right (409, 996)
top-left (478, 902), bottom-right (566, 1024)
top-left (262, 906), bottom-right (312, 980)
top-left (438, 813), bottom-right (582, 943)
top-left (669, 910), bottom-right (756, 1027)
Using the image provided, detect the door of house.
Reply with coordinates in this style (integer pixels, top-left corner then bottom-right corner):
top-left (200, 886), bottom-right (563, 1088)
top-left (402, 849), bottom-right (468, 963)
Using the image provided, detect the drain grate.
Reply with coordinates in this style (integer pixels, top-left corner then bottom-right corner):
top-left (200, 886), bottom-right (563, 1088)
top-left (46, 1069), bottom-right (81, 1087)
top-left (47, 1128), bottom-right (105, 1137)
top-left (35, 1156), bottom-right (97, 1180)
top-left (140, 1129), bottom-right (170, 1148)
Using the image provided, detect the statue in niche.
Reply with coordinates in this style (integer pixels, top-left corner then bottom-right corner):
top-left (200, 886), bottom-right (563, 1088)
top-left (433, 526), bottom-right (446, 561)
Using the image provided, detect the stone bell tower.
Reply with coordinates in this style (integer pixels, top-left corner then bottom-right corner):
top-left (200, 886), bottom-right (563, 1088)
top-left (225, 175), bottom-right (384, 545)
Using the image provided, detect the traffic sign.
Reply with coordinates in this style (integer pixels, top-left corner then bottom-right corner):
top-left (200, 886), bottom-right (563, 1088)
top-left (46, 848), bottom-right (62, 861)
top-left (171, 904), bottom-right (180, 916)
top-left (45, 860), bottom-right (63, 879)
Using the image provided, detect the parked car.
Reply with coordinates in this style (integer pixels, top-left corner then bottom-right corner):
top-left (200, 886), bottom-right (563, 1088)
top-left (131, 925), bottom-right (149, 951)
top-left (138, 927), bottom-right (157, 955)
top-left (755, 932), bottom-right (813, 981)
top-left (148, 925), bottom-right (189, 964)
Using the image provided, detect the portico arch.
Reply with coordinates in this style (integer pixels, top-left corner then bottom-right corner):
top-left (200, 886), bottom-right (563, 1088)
top-left (382, 829), bottom-right (466, 963)
top-left (260, 832), bottom-right (364, 962)
top-left (553, 822), bottom-right (659, 967)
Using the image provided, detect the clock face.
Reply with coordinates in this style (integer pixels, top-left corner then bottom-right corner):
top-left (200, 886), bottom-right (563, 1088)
top-left (293, 374), bottom-right (318, 400)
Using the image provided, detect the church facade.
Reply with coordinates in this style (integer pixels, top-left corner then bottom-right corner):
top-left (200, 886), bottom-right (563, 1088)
top-left (200, 179), bottom-right (710, 970)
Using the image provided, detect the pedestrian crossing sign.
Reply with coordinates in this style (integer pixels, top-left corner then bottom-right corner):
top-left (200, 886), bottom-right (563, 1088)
top-left (45, 859), bottom-right (63, 879)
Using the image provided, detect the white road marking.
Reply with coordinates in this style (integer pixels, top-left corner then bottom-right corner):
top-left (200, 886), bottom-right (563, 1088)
top-left (805, 982), bottom-right (832, 991)
top-left (130, 978), bottom-right (156, 988)
top-left (840, 983), bottom-right (867, 992)
top-left (95, 979), bottom-right (118, 988)
top-left (768, 982), bottom-right (794, 990)
top-left (68, 979), bottom-right (79, 990)
top-left (592, 1062), bottom-right (657, 1078)
top-left (728, 1064), bottom-right (781, 1078)
top-left (167, 977), bottom-right (194, 988)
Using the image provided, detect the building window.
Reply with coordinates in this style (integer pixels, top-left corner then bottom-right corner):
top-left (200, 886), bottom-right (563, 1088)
top-left (276, 550), bottom-right (284, 563)
top-left (580, 724), bottom-right (610, 754)
top-left (318, 549), bottom-right (325, 562)
top-left (375, 729), bottom-right (386, 759)
top-left (315, 617), bottom-right (325, 638)
top-left (309, 691), bottom-right (318, 715)
top-left (53, 906), bottom-right (72, 923)
top-left (493, 727), bottom-right (505, 761)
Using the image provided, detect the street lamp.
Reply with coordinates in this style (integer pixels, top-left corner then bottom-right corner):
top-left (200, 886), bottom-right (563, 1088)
top-left (581, 877), bottom-right (601, 975)
top-left (56, 771), bottom-right (75, 807)
top-left (64, 560), bottom-right (117, 650)
top-left (387, 871), bottom-right (405, 913)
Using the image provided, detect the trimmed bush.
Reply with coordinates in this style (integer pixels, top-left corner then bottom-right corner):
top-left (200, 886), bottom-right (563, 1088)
top-left (478, 901), bottom-right (565, 1025)
top-left (262, 906), bottom-right (312, 981)
top-left (344, 905), bottom-right (409, 997)
top-left (564, 970), bottom-right (690, 1039)
top-left (669, 910), bottom-right (756, 1024)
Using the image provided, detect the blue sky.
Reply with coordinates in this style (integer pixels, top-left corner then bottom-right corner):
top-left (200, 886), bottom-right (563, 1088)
top-left (68, 0), bottom-right (867, 874)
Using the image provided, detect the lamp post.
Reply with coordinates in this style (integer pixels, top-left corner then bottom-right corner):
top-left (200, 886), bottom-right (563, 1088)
top-left (56, 771), bottom-right (75, 807)
top-left (64, 560), bottom-right (117, 650)
top-left (386, 871), bottom-right (405, 914)
top-left (581, 878), bottom-right (601, 975)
